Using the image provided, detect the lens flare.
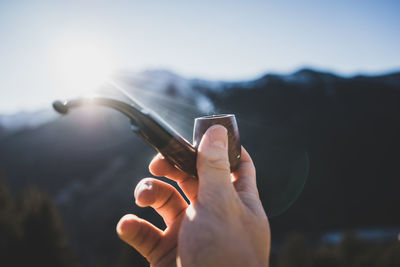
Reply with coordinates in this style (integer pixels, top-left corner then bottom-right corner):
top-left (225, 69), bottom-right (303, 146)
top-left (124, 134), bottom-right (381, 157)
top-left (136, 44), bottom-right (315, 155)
top-left (52, 37), bottom-right (118, 97)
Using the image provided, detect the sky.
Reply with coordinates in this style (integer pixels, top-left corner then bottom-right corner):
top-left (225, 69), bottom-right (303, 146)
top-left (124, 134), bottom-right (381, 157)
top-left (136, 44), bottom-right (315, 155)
top-left (0, 0), bottom-right (399, 114)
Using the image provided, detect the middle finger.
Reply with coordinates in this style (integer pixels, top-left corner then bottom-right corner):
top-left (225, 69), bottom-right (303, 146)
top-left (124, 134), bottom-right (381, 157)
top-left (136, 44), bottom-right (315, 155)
top-left (149, 154), bottom-right (199, 202)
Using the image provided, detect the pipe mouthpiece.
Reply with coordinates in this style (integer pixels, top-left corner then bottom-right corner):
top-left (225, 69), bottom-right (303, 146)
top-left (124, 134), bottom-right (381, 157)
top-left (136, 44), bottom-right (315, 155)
top-left (52, 100), bottom-right (69, 114)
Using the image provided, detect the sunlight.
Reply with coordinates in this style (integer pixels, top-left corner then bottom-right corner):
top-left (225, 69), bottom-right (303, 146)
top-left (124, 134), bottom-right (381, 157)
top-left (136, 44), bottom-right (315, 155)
top-left (185, 205), bottom-right (197, 221)
top-left (53, 37), bottom-right (118, 97)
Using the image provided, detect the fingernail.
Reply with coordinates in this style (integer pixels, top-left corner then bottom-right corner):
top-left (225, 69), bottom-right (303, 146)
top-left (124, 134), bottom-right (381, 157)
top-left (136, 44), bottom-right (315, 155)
top-left (134, 180), bottom-right (152, 200)
top-left (208, 125), bottom-right (227, 149)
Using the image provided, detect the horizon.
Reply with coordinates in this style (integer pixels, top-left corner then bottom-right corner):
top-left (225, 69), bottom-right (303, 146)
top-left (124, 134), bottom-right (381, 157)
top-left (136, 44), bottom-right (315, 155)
top-left (1, 66), bottom-right (399, 116)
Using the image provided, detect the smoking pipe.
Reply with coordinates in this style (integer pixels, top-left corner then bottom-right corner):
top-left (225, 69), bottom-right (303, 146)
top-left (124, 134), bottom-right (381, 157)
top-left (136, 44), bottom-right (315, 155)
top-left (53, 97), bottom-right (241, 177)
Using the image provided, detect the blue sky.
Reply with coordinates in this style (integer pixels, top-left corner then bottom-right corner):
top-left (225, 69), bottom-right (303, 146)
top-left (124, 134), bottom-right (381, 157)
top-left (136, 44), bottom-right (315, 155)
top-left (0, 0), bottom-right (399, 113)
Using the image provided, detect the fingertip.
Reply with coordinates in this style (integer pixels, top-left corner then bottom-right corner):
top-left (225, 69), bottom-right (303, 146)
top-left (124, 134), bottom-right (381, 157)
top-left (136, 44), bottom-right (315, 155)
top-left (207, 124), bottom-right (228, 134)
top-left (201, 125), bottom-right (228, 150)
top-left (134, 178), bottom-right (156, 206)
top-left (197, 124), bottom-right (230, 176)
top-left (149, 154), bottom-right (167, 176)
top-left (149, 155), bottom-right (191, 182)
top-left (116, 214), bottom-right (163, 259)
top-left (116, 214), bottom-right (140, 237)
top-left (239, 146), bottom-right (253, 163)
top-left (234, 146), bottom-right (256, 177)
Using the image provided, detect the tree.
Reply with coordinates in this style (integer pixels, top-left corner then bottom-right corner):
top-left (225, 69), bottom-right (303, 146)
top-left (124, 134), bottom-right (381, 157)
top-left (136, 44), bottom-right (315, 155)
top-left (277, 232), bottom-right (312, 267)
top-left (0, 175), bottom-right (78, 267)
top-left (0, 177), bottom-right (21, 265)
top-left (18, 186), bottom-right (77, 267)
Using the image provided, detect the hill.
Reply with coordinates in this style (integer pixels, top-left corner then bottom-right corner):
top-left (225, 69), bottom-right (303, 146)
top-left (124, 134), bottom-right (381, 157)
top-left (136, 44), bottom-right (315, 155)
top-left (1, 68), bottom-right (400, 264)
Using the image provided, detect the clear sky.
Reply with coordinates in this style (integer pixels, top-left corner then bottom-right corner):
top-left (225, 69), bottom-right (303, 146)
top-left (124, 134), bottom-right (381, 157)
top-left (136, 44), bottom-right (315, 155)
top-left (0, 0), bottom-right (399, 113)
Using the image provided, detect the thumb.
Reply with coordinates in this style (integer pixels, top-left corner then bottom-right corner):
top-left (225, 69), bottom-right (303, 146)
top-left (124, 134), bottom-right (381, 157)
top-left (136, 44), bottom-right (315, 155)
top-left (197, 125), bottom-right (235, 203)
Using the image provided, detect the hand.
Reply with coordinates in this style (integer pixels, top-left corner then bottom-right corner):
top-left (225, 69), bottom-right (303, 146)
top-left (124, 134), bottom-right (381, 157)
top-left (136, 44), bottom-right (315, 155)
top-left (116, 125), bottom-right (271, 266)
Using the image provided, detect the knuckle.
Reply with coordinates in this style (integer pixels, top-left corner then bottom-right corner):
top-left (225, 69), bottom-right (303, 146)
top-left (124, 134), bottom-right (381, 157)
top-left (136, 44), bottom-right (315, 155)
top-left (127, 220), bottom-right (144, 245)
top-left (201, 157), bottom-right (230, 171)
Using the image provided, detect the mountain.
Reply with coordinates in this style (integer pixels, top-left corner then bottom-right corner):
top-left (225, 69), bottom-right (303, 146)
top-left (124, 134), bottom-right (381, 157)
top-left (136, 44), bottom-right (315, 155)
top-left (0, 125), bottom-right (9, 140)
top-left (0, 69), bottom-right (214, 135)
top-left (114, 69), bottom-right (215, 114)
top-left (199, 68), bottom-right (400, 233)
top-left (1, 68), bottom-right (400, 265)
top-left (0, 109), bottom-right (57, 133)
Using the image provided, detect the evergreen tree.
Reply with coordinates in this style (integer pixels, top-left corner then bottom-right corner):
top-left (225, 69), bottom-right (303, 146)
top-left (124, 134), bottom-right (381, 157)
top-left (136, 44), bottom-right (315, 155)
top-left (277, 232), bottom-right (312, 267)
top-left (115, 243), bottom-right (147, 267)
top-left (0, 176), bottom-right (78, 267)
top-left (311, 245), bottom-right (340, 267)
top-left (18, 186), bottom-right (77, 267)
top-left (0, 177), bottom-right (21, 265)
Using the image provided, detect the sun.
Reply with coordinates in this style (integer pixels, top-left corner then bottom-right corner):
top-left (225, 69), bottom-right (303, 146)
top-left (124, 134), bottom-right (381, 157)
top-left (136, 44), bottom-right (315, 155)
top-left (52, 37), bottom-right (118, 97)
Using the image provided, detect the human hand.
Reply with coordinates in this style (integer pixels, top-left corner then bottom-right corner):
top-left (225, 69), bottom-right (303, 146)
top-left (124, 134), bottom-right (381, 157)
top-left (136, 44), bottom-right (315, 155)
top-left (116, 125), bottom-right (270, 266)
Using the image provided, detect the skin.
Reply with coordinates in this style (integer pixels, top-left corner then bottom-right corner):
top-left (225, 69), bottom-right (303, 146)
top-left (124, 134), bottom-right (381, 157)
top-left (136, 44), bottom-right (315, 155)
top-left (116, 125), bottom-right (271, 266)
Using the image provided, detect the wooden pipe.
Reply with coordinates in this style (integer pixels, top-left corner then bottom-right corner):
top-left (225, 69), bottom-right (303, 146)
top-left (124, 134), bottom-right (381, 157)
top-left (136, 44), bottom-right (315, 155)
top-left (53, 97), bottom-right (241, 178)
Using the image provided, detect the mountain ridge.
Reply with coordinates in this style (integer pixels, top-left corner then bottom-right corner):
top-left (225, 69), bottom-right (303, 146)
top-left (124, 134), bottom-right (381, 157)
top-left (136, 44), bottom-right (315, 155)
top-left (1, 67), bottom-right (400, 264)
top-left (2, 68), bottom-right (399, 133)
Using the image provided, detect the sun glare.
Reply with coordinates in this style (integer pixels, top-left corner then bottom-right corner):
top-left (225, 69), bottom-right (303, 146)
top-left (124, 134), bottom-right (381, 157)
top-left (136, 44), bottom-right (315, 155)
top-left (52, 38), bottom-right (118, 97)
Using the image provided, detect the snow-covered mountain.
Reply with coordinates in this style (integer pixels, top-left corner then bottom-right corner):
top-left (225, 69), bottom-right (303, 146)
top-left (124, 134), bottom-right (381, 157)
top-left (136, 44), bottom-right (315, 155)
top-left (0, 69), bottom-right (217, 133)
top-left (115, 69), bottom-right (216, 113)
top-left (0, 108), bottom-right (57, 132)
top-left (2, 68), bottom-right (400, 134)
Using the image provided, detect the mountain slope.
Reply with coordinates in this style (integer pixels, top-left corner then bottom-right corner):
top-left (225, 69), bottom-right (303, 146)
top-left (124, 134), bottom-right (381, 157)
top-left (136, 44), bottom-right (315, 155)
top-left (1, 68), bottom-right (400, 264)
